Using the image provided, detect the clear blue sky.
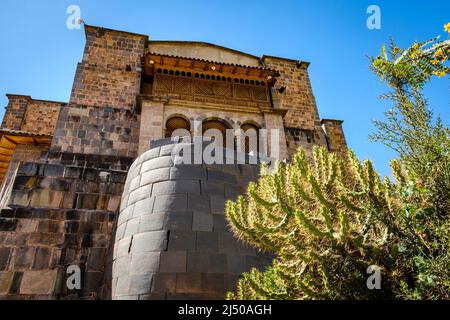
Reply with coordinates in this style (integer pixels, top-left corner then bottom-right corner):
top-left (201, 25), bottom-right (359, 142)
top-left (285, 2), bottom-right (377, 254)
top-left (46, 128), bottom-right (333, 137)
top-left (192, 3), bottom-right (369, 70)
top-left (0, 0), bottom-right (449, 176)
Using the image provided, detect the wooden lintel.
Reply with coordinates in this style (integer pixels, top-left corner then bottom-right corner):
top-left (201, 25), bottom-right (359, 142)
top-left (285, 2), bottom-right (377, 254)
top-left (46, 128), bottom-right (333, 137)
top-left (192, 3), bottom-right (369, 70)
top-left (0, 152), bottom-right (12, 158)
top-left (3, 135), bottom-right (18, 146)
top-left (0, 145), bottom-right (15, 152)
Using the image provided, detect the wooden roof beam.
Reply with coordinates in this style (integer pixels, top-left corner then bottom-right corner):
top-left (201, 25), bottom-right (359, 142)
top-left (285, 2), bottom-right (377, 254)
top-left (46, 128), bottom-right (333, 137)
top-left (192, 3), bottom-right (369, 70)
top-left (2, 135), bottom-right (18, 146)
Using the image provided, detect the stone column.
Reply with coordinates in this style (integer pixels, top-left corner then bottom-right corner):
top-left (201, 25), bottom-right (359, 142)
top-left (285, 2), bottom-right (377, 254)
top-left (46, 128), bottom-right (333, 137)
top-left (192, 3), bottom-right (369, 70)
top-left (112, 141), bottom-right (273, 300)
top-left (138, 99), bottom-right (166, 156)
top-left (263, 112), bottom-right (288, 161)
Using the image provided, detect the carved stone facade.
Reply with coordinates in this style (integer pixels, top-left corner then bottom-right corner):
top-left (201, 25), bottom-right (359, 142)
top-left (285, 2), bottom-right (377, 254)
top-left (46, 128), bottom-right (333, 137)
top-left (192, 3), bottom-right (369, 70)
top-left (0, 24), bottom-right (347, 300)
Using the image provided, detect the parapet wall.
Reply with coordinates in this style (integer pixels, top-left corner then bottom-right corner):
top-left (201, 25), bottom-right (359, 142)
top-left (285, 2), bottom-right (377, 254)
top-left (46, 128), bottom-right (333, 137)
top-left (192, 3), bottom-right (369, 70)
top-left (113, 141), bottom-right (272, 300)
top-left (1, 95), bottom-right (63, 135)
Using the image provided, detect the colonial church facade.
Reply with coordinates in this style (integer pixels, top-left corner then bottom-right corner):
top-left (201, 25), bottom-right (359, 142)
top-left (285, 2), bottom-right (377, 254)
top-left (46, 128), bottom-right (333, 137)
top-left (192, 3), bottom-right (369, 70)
top-left (0, 25), bottom-right (347, 299)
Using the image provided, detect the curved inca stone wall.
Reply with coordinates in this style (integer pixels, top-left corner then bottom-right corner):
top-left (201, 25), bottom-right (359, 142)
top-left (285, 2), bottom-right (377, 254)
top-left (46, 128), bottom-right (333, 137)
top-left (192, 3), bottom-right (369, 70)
top-left (112, 141), bottom-right (273, 300)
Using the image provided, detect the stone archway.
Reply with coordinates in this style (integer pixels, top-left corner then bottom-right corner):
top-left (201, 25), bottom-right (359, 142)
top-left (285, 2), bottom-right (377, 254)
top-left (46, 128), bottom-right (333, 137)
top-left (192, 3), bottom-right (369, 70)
top-left (202, 119), bottom-right (232, 148)
top-left (165, 116), bottom-right (191, 139)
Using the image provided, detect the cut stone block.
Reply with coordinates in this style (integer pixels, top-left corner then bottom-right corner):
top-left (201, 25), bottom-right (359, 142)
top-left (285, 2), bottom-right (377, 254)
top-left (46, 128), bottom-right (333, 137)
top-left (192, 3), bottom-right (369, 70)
top-left (168, 230), bottom-right (196, 251)
top-left (188, 194), bottom-right (211, 214)
top-left (131, 231), bottom-right (168, 253)
top-left (141, 156), bottom-right (174, 173)
top-left (132, 197), bottom-right (155, 217)
top-left (159, 251), bottom-right (187, 273)
top-left (153, 194), bottom-right (187, 213)
top-left (196, 231), bottom-right (219, 253)
top-left (170, 166), bottom-right (206, 180)
top-left (175, 273), bottom-right (202, 294)
top-left (187, 252), bottom-right (209, 273)
top-left (140, 167), bottom-right (170, 186)
top-left (20, 270), bottom-right (57, 295)
top-left (192, 212), bottom-right (213, 232)
top-left (164, 211), bottom-right (193, 231)
top-left (152, 180), bottom-right (200, 196)
top-left (152, 273), bottom-right (176, 294)
top-left (138, 212), bottom-right (166, 233)
top-left (128, 184), bottom-right (152, 206)
top-left (0, 272), bottom-right (14, 294)
top-left (130, 252), bottom-right (161, 275)
top-left (129, 274), bottom-right (153, 295)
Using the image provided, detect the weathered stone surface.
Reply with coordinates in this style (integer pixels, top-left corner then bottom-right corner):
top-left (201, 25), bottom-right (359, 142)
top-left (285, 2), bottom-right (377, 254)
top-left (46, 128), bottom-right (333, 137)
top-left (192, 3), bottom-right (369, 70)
top-left (141, 156), bottom-right (174, 173)
top-left (138, 212), bottom-right (166, 232)
top-left (153, 194), bottom-right (187, 213)
top-left (196, 231), bottom-right (219, 253)
top-left (159, 251), bottom-right (186, 273)
top-left (170, 166), bottom-right (206, 180)
top-left (140, 167), bottom-right (170, 187)
top-left (188, 194), bottom-right (210, 214)
top-left (167, 230), bottom-right (196, 251)
top-left (115, 275), bottom-right (130, 297)
top-left (112, 143), bottom-right (274, 300)
top-left (175, 273), bottom-right (202, 294)
top-left (12, 247), bottom-right (35, 270)
top-left (124, 217), bottom-right (140, 238)
top-left (20, 270), bottom-right (57, 295)
top-left (201, 273), bottom-right (225, 294)
top-left (152, 273), bottom-right (176, 294)
top-left (187, 252), bottom-right (209, 272)
top-left (129, 274), bottom-right (153, 295)
top-left (0, 272), bottom-right (14, 294)
top-left (192, 212), bottom-right (213, 232)
top-left (128, 184), bottom-right (152, 206)
top-left (0, 248), bottom-right (11, 270)
top-left (152, 180), bottom-right (200, 196)
top-left (210, 195), bottom-right (227, 215)
top-left (32, 248), bottom-right (51, 270)
top-left (113, 256), bottom-right (129, 278)
top-left (227, 254), bottom-right (246, 274)
top-left (130, 252), bottom-right (160, 275)
top-left (164, 212), bottom-right (192, 231)
top-left (132, 231), bottom-right (168, 252)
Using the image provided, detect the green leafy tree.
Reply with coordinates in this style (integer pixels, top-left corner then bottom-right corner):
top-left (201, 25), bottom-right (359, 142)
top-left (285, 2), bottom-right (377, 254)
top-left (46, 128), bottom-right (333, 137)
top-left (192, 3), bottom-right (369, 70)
top-left (226, 24), bottom-right (450, 300)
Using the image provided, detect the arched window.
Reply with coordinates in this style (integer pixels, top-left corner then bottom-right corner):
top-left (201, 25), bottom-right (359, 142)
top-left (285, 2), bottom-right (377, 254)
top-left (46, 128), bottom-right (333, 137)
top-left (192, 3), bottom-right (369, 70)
top-left (165, 116), bottom-right (190, 138)
top-left (202, 119), bottom-right (231, 147)
top-left (240, 123), bottom-right (260, 154)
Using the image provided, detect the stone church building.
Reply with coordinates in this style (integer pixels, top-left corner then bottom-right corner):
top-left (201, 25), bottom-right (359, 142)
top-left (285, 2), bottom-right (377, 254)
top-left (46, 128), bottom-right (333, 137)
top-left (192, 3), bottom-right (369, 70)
top-left (0, 25), bottom-right (347, 299)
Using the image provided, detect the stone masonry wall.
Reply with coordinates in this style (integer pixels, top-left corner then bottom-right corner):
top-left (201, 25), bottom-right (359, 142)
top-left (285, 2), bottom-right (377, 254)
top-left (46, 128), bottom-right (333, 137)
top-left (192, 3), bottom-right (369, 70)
top-left (50, 25), bottom-right (147, 157)
top-left (1, 95), bottom-right (63, 135)
top-left (69, 25), bottom-right (147, 110)
top-left (21, 101), bottom-right (62, 136)
top-left (262, 57), bottom-right (320, 130)
top-left (321, 120), bottom-right (348, 156)
top-left (0, 153), bottom-right (132, 299)
top-left (112, 141), bottom-right (272, 299)
top-left (0, 145), bottom-right (48, 209)
top-left (50, 105), bottom-right (140, 158)
top-left (1, 95), bottom-right (28, 130)
top-left (262, 57), bottom-right (328, 159)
